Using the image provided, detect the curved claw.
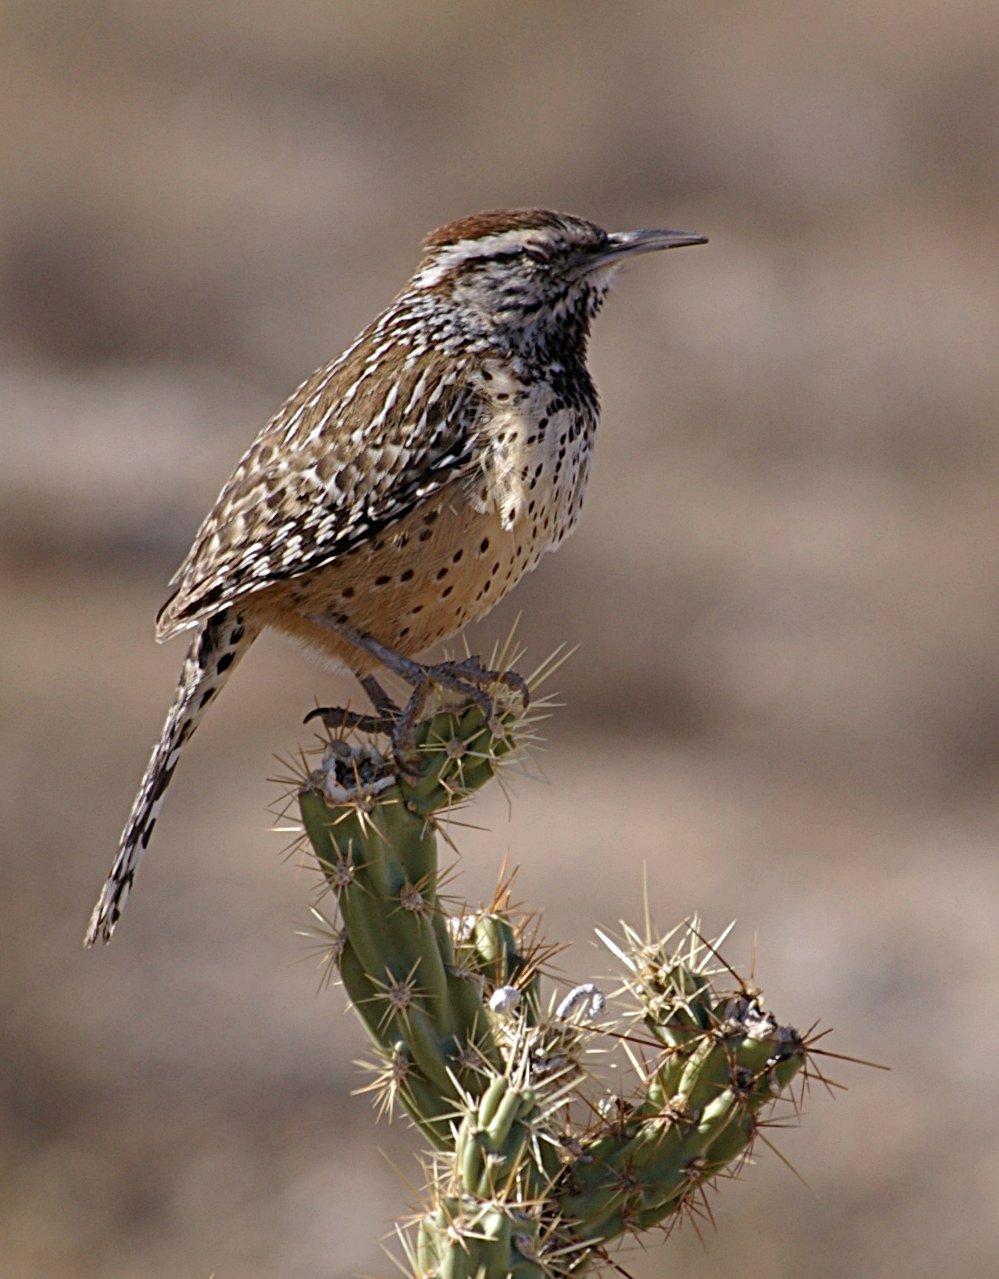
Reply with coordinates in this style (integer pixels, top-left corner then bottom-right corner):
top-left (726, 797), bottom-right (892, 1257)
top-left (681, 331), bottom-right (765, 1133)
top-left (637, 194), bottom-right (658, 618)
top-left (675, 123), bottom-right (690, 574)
top-left (496, 668), bottom-right (530, 708)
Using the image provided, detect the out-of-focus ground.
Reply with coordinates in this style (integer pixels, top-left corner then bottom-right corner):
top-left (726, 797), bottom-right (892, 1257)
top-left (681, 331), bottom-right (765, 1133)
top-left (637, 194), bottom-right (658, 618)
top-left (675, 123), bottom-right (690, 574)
top-left (2, 3), bottom-right (997, 1276)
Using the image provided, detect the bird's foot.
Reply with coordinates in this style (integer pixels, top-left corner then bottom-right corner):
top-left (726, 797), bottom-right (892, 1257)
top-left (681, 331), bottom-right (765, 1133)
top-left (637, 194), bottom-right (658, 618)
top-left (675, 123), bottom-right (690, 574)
top-left (306, 660), bottom-right (528, 781)
top-left (390, 655), bottom-right (529, 777)
top-left (304, 668), bottom-right (402, 740)
top-left (304, 704), bottom-right (399, 737)
top-left (304, 615), bottom-right (528, 780)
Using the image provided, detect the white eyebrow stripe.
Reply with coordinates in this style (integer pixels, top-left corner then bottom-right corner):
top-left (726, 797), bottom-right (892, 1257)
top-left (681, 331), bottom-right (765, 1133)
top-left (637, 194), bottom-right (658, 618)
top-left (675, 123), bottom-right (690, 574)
top-left (412, 227), bottom-right (555, 288)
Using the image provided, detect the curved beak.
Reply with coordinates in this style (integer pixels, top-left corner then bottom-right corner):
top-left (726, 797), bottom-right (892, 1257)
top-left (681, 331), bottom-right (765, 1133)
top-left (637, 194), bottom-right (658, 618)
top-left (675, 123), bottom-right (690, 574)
top-left (588, 227), bottom-right (708, 271)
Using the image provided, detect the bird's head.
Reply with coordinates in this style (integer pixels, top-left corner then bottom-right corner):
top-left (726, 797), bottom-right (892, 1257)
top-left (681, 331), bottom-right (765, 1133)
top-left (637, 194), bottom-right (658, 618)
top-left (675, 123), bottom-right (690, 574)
top-left (410, 208), bottom-right (706, 356)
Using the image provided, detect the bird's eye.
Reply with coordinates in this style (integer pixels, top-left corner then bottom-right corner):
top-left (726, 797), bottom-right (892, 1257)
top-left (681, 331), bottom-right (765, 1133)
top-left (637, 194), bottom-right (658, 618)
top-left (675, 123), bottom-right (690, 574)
top-left (523, 246), bottom-right (547, 266)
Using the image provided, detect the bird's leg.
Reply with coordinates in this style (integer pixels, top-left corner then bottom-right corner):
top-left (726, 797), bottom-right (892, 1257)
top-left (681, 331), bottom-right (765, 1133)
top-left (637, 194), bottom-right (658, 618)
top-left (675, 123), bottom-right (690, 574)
top-left (325, 622), bottom-right (529, 723)
top-left (358, 672), bottom-right (401, 718)
top-left (306, 615), bottom-right (528, 775)
top-left (324, 624), bottom-right (529, 714)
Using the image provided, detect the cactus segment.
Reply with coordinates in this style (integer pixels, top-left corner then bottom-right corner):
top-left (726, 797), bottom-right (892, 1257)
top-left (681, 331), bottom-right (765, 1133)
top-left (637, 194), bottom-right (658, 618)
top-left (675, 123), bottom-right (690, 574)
top-left (417, 1199), bottom-right (547, 1279)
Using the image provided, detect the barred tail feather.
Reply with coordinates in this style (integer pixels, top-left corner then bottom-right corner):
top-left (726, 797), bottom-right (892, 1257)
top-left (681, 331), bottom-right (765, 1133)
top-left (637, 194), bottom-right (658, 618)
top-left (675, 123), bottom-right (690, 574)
top-left (84, 608), bottom-right (259, 946)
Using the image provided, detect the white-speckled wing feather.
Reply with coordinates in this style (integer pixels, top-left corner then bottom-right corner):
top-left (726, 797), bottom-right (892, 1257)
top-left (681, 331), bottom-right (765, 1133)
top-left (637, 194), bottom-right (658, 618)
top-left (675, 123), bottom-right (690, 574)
top-left (157, 321), bottom-right (486, 639)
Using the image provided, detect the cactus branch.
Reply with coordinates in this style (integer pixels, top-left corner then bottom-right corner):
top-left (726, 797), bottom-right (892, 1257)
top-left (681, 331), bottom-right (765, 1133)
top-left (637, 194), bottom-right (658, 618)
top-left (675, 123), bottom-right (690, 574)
top-left (289, 664), bottom-right (825, 1276)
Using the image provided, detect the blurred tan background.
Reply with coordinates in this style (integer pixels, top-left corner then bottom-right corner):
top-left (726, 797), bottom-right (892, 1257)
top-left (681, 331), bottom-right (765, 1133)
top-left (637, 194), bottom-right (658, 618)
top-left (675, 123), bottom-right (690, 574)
top-left (3, 2), bottom-right (998, 1276)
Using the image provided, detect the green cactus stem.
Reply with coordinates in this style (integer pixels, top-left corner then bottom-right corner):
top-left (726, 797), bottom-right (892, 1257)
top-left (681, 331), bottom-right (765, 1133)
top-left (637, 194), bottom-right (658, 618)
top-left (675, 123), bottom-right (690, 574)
top-left (298, 685), bottom-right (530, 1145)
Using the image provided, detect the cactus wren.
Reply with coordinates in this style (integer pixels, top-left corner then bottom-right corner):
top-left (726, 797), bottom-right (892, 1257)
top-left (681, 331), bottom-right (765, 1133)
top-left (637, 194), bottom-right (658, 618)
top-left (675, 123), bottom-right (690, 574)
top-left (85, 208), bottom-right (706, 945)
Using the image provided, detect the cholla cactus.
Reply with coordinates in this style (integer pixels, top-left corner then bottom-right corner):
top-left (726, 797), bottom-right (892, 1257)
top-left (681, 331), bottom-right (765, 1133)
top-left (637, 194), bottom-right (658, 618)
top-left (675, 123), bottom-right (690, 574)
top-left (290, 663), bottom-right (820, 1277)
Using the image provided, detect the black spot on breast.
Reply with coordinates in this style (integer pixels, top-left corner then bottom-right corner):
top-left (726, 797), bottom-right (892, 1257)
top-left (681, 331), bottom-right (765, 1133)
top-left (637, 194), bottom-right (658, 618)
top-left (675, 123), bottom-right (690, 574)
top-left (216, 652), bottom-right (234, 674)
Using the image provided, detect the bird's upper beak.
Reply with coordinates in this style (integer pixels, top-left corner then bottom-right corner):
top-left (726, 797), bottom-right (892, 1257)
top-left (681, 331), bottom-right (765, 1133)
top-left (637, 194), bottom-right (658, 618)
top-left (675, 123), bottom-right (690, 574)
top-left (584, 227), bottom-right (708, 273)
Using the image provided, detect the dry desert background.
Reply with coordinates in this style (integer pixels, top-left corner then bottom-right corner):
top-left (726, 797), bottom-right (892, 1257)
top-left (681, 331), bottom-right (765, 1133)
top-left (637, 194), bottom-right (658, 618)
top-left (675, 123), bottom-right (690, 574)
top-left (2, 3), bottom-right (997, 1276)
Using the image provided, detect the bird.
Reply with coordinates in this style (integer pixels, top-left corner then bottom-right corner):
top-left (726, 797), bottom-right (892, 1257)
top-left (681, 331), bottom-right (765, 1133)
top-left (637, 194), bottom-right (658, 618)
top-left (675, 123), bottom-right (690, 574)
top-left (84, 207), bottom-right (706, 946)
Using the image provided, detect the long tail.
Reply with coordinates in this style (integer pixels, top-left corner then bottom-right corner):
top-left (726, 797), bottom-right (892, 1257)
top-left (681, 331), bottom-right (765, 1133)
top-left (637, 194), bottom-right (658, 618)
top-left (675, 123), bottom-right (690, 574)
top-left (85, 607), bottom-right (259, 946)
